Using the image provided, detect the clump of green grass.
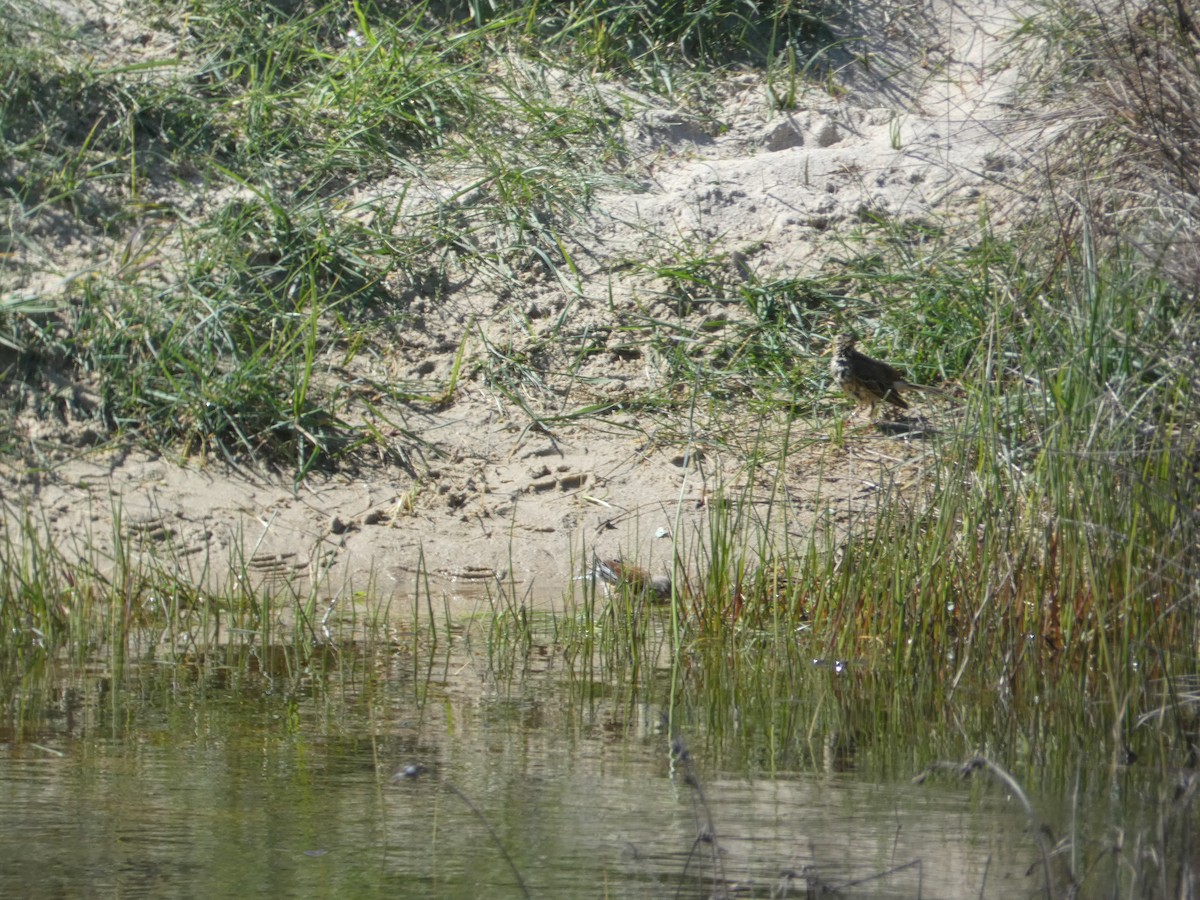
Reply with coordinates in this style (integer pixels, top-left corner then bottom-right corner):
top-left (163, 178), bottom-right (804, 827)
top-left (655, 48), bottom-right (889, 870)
top-left (153, 0), bottom-right (486, 174)
top-left (441, 0), bottom-right (834, 74)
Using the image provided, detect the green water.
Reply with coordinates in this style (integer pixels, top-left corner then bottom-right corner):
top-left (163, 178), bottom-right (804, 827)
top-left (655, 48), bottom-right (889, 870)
top-left (0, 640), bottom-right (1125, 898)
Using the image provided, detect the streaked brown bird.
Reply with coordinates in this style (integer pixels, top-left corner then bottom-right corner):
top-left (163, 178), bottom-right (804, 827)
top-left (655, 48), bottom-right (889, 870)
top-left (592, 556), bottom-right (672, 601)
top-left (830, 333), bottom-right (940, 417)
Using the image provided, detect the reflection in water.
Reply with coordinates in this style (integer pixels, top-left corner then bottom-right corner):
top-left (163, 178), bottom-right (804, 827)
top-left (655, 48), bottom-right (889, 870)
top-left (1, 642), bottom-right (1044, 898)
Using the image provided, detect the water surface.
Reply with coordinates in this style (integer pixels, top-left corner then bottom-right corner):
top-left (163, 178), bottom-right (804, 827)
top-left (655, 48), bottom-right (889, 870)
top-left (0, 641), bottom-right (1058, 898)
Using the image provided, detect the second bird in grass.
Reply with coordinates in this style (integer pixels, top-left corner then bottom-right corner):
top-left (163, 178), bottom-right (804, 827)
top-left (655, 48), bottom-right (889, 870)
top-left (830, 332), bottom-right (941, 418)
top-left (592, 556), bottom-right (672, 601)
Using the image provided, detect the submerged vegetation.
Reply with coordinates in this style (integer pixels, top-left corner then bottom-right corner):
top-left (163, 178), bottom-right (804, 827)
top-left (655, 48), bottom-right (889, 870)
top-left (2, 0), bottom-right (1200, 895)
